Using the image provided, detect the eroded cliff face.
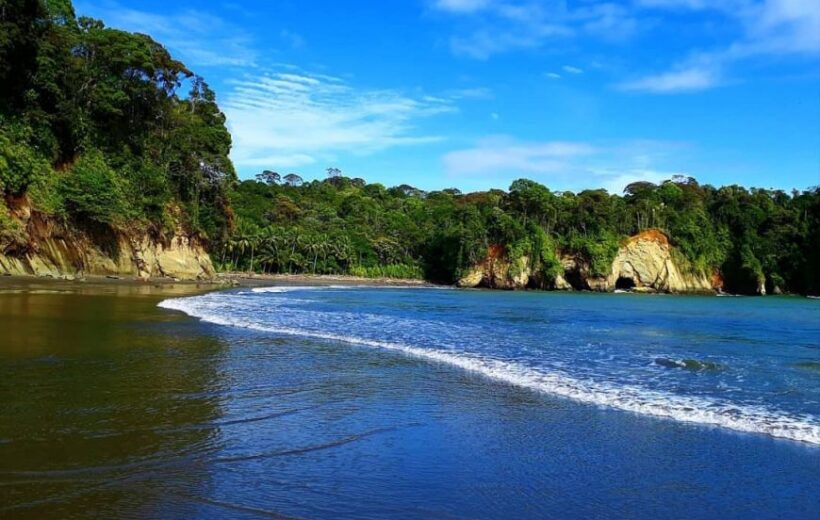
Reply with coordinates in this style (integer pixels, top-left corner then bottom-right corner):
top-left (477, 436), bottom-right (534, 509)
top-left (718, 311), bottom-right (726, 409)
top-left (458, 230), bottom-right (720, 294)
top-left (457, 245), bottom-right (530, 290)
top-left (587, 230), bottom-right (715, 293)
top-left (0, 200), bottom-right (214, 280)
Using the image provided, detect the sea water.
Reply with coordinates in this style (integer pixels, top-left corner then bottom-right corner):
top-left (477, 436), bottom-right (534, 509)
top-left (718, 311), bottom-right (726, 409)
top-left (160, 286), bottom-right (820, 445)
top-left (2, 285), bottom-right (818, 518)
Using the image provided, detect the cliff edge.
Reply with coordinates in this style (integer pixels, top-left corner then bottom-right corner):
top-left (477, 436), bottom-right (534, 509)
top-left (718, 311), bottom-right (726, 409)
top-left (0, 199), bottom-right (214, 280)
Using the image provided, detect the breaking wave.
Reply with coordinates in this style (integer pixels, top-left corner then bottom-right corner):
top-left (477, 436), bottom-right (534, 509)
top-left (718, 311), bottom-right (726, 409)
top-left (159, 290), bottom-right (820, 445)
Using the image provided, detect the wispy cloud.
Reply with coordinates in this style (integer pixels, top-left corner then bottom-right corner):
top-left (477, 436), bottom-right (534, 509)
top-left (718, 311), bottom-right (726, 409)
top-left (622, 0), bottom-right (820, 93)
top-left (76, 1), bottom-right (257, 67)
top-left (224, 68), bottom-right (457, 171)
top-left (562, 65), bottom-right (583, 74)
top-left (442, 136), bottom-right (690, 193)
top-left (446, 87), bottom-right (495, 99)
top-left (433, 0), bottom-right (492, 13)
top-left (619, 62), bottom-right (721, 93)
top-left (433, 0), bottom-right (819, 92)
top-left (430, 0), bottom-right (636, 59)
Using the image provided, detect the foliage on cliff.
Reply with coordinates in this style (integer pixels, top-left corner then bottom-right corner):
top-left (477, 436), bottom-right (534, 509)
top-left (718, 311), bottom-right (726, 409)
top-left (0, 0), bottom-right (235, 243)
top-left (226, 174), bottom-right (820, 295)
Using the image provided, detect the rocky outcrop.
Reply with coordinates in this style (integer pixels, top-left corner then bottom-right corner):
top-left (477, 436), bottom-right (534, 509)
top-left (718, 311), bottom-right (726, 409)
top-left (588, 230), bottom-right (715, 293)
top-left (0, 201), bottom-right (214, 280)
top-left (457, 230), bottom-right (720, 294)
top-left (457, 245), bottom-right (530, 290)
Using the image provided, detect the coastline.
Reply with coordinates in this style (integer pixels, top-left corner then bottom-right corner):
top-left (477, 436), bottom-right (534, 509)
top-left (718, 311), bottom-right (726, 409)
top-left (3, 272), bottom-right (817, 297)
top-left (0, 272), bottom-right (439, 296)
top-left (214, 271), bottom-right (438, 288)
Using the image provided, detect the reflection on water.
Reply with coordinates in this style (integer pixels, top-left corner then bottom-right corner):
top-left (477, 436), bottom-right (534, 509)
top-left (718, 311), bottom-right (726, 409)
top-left (1, 283), bottom-right (819, 519)
top-left (0, 283), bottom-right (226, 518)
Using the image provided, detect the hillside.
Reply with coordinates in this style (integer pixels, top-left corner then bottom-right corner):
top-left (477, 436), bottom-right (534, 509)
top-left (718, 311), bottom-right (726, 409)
top-left (0, 0), bottom-right (234, 279)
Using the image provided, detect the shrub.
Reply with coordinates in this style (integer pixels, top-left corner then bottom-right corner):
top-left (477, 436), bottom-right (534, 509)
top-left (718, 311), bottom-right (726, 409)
top-left (59, 150), bottom-right (129, 226)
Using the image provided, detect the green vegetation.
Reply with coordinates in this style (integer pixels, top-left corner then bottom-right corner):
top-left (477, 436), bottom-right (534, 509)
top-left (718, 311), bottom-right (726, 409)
top-left (1, 1), bottom-right (818, 295)
top-left (226, 173), bottom-right (820, 294)
top-left (0, 0), bottom-right (234, 245)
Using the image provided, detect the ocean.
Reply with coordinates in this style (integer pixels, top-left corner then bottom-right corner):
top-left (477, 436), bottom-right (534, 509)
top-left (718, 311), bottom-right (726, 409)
top-left (1, 284), bottom-right (818, 518)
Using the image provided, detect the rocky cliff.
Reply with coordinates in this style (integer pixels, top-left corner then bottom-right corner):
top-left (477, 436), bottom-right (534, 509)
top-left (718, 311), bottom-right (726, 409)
top-left (0, 200), bottom-right (214, 280)
top-left (458, 230), bottom-right (720, 294)
top-left (457, 245), bottom-right (531, 290)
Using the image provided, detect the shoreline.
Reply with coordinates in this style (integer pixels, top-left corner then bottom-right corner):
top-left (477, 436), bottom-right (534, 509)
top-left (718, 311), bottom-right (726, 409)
top-left (215, 271), bottom-right (438, 288)
top-left (2, 272), bottom-right (817, 298)
top-left (0, 272), bottom-right (440, 293)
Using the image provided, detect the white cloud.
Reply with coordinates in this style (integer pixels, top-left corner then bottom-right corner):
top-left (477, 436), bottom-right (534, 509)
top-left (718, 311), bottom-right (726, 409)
top-left (449, 23), bottom-right (570, 59)
top-left (619, 64), bottom-right (720, 93)
top-left (624, 0), bottom-right (820, 93)
top-left (562, 65), bottom-right (584, 74)
top-left (443, 136), bottom-right (598, 176)
top-left (433, 0), bottom-right (492, 13)
top-left (635, 0), bottom-right (744, 10)
top-left (634, 0), bottom-right (820, 55)
top-left (433, 0), bottom-right (819, 91)
top-left (442, 136), bottom-right (690, 192)
top-left (224, 68), bottom-right (457, 171)
top-left (746, 0), bottom-right (820, 54)
top-left (446, 87), bottom-right (495, 99)
top-left (545, 72), bottom-right (562, 79)
top-left (431, 0), bottom-right (635, 58)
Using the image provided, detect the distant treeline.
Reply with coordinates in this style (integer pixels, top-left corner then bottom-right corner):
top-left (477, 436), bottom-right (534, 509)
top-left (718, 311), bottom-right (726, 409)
top-left (228, 173), bottom-right (820, 295)
top-left (1, 0), bottom-right (234, 249)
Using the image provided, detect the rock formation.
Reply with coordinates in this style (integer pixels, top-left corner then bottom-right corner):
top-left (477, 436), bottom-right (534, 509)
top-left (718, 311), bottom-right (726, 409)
top-left (458, 229), bottom-right (720, 294)
top-left (457, 245), bottom-right (530, 290)
top-left (0, 200), bottom-right (214, 280)
top-left (590, 229), bottom-right (715, 293)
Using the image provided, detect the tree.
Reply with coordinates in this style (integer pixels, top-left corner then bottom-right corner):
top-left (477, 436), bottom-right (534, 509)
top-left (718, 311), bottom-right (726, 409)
top-left (256, 170), bottom-right (280, 185)
top-left (283, 173), bottom-right (303, 187)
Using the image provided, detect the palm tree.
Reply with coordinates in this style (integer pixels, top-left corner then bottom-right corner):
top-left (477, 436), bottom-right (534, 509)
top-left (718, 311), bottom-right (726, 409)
top-left (257, 242), bottom-right (279, 273)
top-left (233, 221), bottom-right (260, 273)
top-left (305, 234), bottom-right (331, 273)
top-left (332, 235), bottom-right (353, 273)
top-left (258, 227), bottom-right (284, 273)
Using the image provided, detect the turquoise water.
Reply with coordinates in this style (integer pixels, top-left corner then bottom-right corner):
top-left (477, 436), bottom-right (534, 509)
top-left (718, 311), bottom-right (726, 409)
top-left (162, 286), bottom-right (820, 445)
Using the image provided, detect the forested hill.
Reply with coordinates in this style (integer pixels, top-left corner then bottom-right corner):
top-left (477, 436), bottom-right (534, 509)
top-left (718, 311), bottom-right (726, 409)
top-left (1, 1), bottom-right (818, 294)
top-left (228, 175), bottom-right (820, 295)
top-left (0, 0), bottom-right (235, 248)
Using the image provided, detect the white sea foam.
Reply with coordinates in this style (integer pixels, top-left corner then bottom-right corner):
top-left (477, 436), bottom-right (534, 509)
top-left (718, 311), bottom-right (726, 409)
top-left (251, 286), bottom-right (324, 293)
top-left (250, 284), bottom-right (448, 294)
top-left (159, 294), bottom-right (820, 445)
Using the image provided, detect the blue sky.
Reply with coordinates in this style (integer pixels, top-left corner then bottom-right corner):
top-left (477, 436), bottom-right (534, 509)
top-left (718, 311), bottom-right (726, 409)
top-left (75, 0), bottom-right (819, 193)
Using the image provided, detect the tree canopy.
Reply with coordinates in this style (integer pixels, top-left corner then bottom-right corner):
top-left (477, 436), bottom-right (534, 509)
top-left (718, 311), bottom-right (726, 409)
top-left (0, 0), bottom-right (235, 242)
top-left (225, 174), bottom-right (820, 295)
